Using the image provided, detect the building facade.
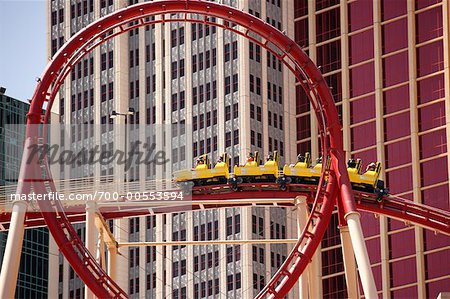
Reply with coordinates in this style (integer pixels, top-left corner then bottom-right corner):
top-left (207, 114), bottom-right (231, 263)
top-left (47, 0), bottom-right (298, 298)
top-left (294, 0), bottom-right (450, 298)
top-left (0, 91), bottom-right (50, 298)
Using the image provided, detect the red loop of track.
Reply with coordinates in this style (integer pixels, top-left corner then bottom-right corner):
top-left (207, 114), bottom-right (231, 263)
top-left (23, 1), bottom-right (358, 297)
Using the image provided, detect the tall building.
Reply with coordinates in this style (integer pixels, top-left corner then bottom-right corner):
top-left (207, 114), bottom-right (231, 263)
top-left (47, 0), bottom-right (298, 298)
top-left (0, 90), bottom-right (50, 298)
top-left (294, 0), bottom-right (450, 298)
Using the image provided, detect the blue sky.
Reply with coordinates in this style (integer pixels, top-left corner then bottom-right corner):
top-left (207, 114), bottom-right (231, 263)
top-left (0, 0), bottom-right (46, 101)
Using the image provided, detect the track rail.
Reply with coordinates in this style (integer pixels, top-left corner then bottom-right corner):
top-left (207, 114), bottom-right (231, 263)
top-left (19, 0), bottom-right (357, 297)
top-left (2, 185), bottom-right (449, 235)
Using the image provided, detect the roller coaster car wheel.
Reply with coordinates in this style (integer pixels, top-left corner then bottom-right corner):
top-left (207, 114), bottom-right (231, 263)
top-left (229, 177), bottom-right (242, 191)
top-left (179, 182), bottom-right (193, 196)
top-left (277, 177), bottom-right (288, 191)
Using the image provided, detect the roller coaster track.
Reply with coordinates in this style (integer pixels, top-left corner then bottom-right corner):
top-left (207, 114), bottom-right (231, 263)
top-left (2, 184), bottom-right (449, 236)
top-left (2, 1), bottom-right (447, 298)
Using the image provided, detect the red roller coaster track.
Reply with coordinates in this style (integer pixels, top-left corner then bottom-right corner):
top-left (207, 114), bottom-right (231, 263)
top-left (7, 0), bottom-right (447, 298)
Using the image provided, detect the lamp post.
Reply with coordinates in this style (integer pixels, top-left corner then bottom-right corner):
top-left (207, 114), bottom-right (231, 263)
top-left (110, 108), bottom-right (135, 182)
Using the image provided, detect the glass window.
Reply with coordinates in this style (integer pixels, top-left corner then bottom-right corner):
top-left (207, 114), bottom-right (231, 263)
top-left (296, 85), bottom-right (310, 114)
top-left (349, 29), bottom-right (374, 65)
top-left (351, 121), bottom-right (376, 151)
top-left (316, 40), bottom-right (341, 73)
top-left (385, 138), bottom-right (412, 169)
top-left (321, 247), bottom-right (344, 276)
top-left (416, 0), bottom-right (442, 9)
top-left (296, 115), bottom-right (311, 140)
top-left (386, 166), bottom-right (413, 194)
top-left (348, 0), bottom-right (373, 32)
top-left (294, 0), bottom-right (308, 18)
top-left (426, 278), bottom-right (450, 299)
top-left (389, 257), bottom-right (417, 287)
top-left (383, 51), bottom-right (409, 87)
top-left (350, 95), bottom-right (375, 124)
top-left (417, 73), bottom-right (445, 104)
top-left (416, 6), bottom-right (443, 43)
top-left (316, 8), bottom-right (340, 43)
top-left (416, 41), bottom-right (444, 77)
top-left (381, 0), bottom-right (407, 21)
top-left (294, 19), bottom-right (308, 46)
top-left (425, 250), bottom-right (450, 280)
top-left (383, 84), bottom-right (409, 114)
top-left (422, 184), bottom-right (449, 215)
top-left (360, 212), bottom-right (380, 237)
top-left (419, 129), bottom-right (446, 159)
top-left (365, 237), bottom-right (381, 264)
top-left (384, 112), bottom-right (410, 141)
top-left (391, 286), bottom-right (417, 299)
top-left (350, 62), bottom-right (374, 97)
top-left (389, 229), bottom-right (415, 259)
top-left (418, 101), bottom-right (446, 132)
top-left (382, 18), bottom-right (408, 54)
top-left (420, 156), bottom-right (448, 186)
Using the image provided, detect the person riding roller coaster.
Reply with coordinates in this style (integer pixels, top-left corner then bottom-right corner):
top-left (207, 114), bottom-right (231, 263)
top-left (195, 156), bottom-right (207, 170)
top-left (347, 158), bottom-right (357, 168)
top-left (245, 152), bottom-right (258, 167)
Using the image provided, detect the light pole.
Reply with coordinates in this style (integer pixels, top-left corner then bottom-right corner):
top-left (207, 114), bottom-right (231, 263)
top-left (110, 108), bottom-right (135, 182)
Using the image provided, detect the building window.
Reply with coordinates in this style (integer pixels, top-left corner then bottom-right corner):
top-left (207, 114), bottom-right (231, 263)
top-left (225, 76), bottom-right (231, 95)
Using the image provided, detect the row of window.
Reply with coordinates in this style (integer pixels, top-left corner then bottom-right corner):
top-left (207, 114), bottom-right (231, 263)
top-left (192, 49), bottom-right (217, 73)
top-left (171, 91), bottom-right (185, 111)
top-left (193, 137), bottom-right (218, 158)
top-left (70, 0), bottom-right (95, 20)
top-left (267, 52), bottom-right (283, 72)
top-left (192, 22), bottom-right (217, 41)
top-left (192, 110), bottom-right (218, 131)
top-left (224, 41), bottom-right (238, 62)
top-left (172, 259), bottom-right (187, 277)
top-left (194, 278), bottom-right (220, 298)
top-left (193, 221), bottom-right (219, 241)
top-left (70, 88), bottom-right (95, 112)
top-left (70, 57), bottom-right (94, 81)
top-left (225, 129), bottom-right (240, 148)
top-left (171, 59), bottom-right (185, 79)
top-left (171, 27), bottom-right (185, 48)
top-left (193, 81), bottom-right (217, 104)
top-left (194, 251), bottom-right (220, 272)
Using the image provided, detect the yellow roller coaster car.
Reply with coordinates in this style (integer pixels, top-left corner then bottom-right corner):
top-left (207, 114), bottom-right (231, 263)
top-left (283, 152), bottom-right (322, 184)
top-left (230, 151), bottom-right (280, 188)
top-left (174, 153), bottom-right (230, 188)
top-left (347, 159), bottom-right (386, 198)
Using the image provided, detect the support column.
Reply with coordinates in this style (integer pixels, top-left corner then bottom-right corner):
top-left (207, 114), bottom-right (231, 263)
top-left (295, 197), bottom-right (309, 299)
top-left (108, 247), bottom-right (118, 283)
top-left (0, 200), bottom-right (28, 298)
top-left (346, 213), bottom-right (378, 299)
top-left (340, 226), bottom-right (360, 299)
top-left (85, 202), bottom-right (97, 299)
top-left (296, 196), bottom-right (321, 299)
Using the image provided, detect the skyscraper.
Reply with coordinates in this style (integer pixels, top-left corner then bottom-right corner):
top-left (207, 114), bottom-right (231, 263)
top-left (47, 0), bottom-right (297, 298)
top-left (294, 0), bottom-right (450, 298)
top-left (0, 90), bottom-right (49, 298)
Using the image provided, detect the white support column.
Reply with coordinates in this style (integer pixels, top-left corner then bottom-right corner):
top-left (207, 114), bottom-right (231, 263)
top-left (0, 200), bottom-right (28, 298)
top-left (155, 214), bottom-right (165, 299)
top-left (346, 213), bottom-right (378, 299)
top-left (241, 207), bottom-right (253, 298)
top-left (48, 235), bottom-right (59, 297)
top-left (295, 197), bottom-right (309, 299)
top-left (340, 226), bottom-right (360, 299)
top-left (85, 202), bottom-right (97, 299)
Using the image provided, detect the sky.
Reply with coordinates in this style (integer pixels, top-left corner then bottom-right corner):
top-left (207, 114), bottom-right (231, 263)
top-left (0, 0), bottom-right (46, 102)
